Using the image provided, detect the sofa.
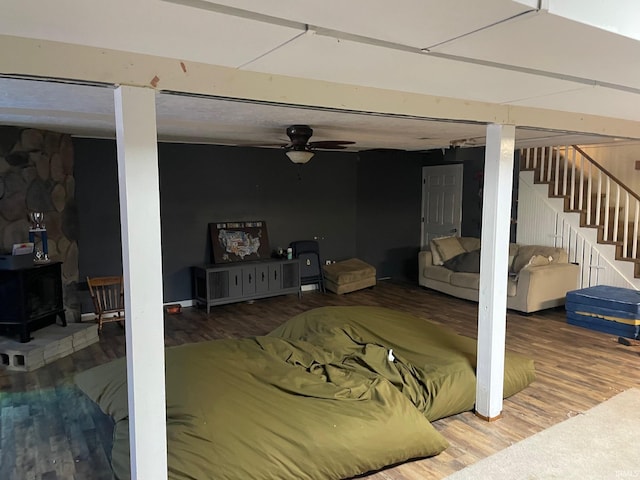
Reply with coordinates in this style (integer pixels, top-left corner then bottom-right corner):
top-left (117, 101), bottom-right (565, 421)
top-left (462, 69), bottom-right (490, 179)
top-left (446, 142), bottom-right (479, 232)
top-left (418, 236), bottom-right (580, 313)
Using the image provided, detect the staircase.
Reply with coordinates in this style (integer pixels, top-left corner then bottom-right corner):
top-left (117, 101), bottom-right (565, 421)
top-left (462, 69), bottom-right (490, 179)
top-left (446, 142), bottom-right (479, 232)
top-left (517, 145), bottom-right (640, 290)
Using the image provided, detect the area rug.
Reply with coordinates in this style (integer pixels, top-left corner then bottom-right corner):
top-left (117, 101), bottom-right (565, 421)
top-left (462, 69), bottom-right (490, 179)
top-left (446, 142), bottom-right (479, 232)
top-left (444, 388), bottom-right (640, 480)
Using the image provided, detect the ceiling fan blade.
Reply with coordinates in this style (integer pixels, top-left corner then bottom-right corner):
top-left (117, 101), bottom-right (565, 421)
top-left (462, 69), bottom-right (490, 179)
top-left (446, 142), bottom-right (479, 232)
top-left (308, 140), bottom-right (356, 149)
top-left (236, 142), bottom-right (290, 148)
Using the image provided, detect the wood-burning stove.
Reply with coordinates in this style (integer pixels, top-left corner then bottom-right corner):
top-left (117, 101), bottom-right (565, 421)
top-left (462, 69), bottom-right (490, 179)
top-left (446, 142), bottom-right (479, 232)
top-left (0, 262), bottom-right (66, 342)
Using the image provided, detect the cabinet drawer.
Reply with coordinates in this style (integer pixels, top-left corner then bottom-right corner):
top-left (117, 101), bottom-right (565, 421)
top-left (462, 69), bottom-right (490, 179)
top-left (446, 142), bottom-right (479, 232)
top-left (242, 267), bottom-right (256, 296)
top-left (255, 264), bottom-right (270, 294)
top-left (268, 264), bottom-right (281, 292)
top-left (228, 268), bottom-right (243, 298)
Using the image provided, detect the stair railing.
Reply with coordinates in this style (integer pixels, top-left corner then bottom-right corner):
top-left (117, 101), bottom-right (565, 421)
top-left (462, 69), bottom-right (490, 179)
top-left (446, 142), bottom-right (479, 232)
top-left (522, 145), bottom-right (640, 262)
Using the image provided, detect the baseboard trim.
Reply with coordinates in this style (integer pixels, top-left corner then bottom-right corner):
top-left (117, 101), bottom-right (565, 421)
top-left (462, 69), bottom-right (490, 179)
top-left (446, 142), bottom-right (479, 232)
top-left (81, 299), bottom-right (196, 320)
top-left (168, 299), bottom-right (195, 308)
top-left (475, 410), bottom-right (503, 422)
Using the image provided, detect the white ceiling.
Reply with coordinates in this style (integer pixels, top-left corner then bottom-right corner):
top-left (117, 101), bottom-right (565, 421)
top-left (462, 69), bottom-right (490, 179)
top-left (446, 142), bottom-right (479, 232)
top-left (1, 0), bottom-right (640, 152)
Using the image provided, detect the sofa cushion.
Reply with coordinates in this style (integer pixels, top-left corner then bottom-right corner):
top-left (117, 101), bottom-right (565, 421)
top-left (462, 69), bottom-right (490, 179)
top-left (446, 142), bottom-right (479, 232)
top-left (450, 272), bottom-right (480, 290)
top-left (443, 249), bottom-right (481, 273)
top-left (432, 236), bottom-right (466, 264)
top-left (507, 276), bottom-right (518, 297)
top-left (423, 265), bottom-right (453, 283)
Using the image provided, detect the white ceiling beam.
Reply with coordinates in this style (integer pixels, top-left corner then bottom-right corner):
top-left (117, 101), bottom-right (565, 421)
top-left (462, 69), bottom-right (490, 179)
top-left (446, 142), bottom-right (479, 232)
top-left (3, 35), bottom-right (640, 141)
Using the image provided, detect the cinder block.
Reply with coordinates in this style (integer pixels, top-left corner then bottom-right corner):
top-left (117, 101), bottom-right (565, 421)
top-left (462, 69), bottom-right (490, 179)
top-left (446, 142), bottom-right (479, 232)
top-left (0, 323), bottom-right (100, 372)
top-left (2, 349), bottom-right (45, 372)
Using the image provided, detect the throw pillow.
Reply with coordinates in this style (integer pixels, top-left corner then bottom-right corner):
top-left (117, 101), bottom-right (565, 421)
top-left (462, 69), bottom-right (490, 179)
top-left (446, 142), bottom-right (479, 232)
top-left (512, 246), bottom-right (563, 272)
top-left (511, 254), bottom-right (552, 281)
top-left (432, 236), bottom-right (466, 264)
top-left (458, 236), bottom-right (481, 252)
top-left (430, 240), bottom-right (445, 266)
top-left (524, 254), bottom-right (552, 269)
top-left (443, 249), bottom-right (481, 273)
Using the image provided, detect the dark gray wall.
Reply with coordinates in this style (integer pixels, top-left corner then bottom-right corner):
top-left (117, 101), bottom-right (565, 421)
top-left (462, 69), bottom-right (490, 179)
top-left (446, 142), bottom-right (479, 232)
top-left (75, 139), bottom-right (122, 279)
top-left (74, 139), bottom-right (358, 303)
top-left (355, 149), bottom-right (443, 283)
top-left (157, 143), bottom-right (358, 301)
top-left (445, 147), bottom-right (485, 238)
top-left (74, 139), bottom-right (499, 303)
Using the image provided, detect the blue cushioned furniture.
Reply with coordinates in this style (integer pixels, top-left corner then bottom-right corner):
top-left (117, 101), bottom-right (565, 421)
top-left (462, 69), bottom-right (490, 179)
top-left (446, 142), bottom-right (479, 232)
top-left (565, 285), bottom-right (640, 339)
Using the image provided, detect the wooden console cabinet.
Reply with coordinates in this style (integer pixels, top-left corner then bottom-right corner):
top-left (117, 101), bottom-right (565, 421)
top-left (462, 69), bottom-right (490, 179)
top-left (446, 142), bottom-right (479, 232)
top-left (0, 262), bottom-right (66, 342)
top-left (193, 259), bottom-right (300, 313)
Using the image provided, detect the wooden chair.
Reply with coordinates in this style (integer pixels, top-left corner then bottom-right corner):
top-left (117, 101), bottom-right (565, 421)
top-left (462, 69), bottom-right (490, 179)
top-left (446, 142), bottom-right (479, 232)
top-left (87, 275), bottom-right (125, 333)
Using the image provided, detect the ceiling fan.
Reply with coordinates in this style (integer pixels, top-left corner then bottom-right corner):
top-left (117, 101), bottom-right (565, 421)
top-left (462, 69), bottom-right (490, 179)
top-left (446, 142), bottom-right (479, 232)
top-left (279, 125), bottom-right (355, 164)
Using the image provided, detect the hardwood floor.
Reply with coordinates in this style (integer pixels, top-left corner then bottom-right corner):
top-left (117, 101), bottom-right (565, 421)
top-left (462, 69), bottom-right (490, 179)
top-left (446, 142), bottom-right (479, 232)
top-left (1, 280), bottom-right (639, 479)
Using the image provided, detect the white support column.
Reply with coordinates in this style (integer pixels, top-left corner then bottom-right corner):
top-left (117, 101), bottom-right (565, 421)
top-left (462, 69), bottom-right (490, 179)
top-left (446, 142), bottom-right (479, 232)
top-left (114, 85), bottom-right (168, 478)
top-left (476, 123), bottom-right (515, 421)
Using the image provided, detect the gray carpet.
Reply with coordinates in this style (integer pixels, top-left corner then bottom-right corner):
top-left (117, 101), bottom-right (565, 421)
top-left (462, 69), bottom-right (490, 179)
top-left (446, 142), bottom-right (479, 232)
top-left (444, 388), bottom-right (640, 480)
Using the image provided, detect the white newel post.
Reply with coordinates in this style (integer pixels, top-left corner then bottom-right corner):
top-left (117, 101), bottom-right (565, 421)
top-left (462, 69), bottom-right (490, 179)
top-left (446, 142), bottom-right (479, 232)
top-left (476, 123), bottom-right (515, 420)
top-left (114, 85), bottom-right (168, 478)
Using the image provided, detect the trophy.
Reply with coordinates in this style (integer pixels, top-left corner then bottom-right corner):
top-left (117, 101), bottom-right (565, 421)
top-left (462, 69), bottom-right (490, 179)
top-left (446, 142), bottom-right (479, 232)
top-left (30, 212), bottom-right (45, 230)
top-left (28, 212), bottom-right (49, 262)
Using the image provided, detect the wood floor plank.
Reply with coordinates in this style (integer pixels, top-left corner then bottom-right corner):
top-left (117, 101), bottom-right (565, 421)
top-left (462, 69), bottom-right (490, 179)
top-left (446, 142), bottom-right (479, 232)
top-left (1, 280), bottom-right (639, 479)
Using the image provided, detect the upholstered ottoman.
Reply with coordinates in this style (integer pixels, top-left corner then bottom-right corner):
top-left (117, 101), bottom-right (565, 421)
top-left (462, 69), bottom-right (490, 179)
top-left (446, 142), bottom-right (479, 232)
top-left (322, 258), bottom-right (376, 295)
top-left (566, 285), bottom-right (640, 339)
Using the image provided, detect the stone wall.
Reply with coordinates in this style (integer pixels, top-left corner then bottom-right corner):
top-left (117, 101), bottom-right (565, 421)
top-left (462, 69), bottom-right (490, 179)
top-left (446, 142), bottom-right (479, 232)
top-left (0, 126), bottom-right (80, 322)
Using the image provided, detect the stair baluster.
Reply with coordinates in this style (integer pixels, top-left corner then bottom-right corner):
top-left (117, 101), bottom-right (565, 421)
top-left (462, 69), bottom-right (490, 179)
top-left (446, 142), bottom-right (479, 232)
top-left (520, 145), bottom-right (640, 279)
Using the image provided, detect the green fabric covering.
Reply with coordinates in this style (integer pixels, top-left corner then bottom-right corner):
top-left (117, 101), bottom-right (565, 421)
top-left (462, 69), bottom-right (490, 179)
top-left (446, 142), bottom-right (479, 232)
top-left (270, 306), bottom-right (535, 421)
top-left (75, 306), bottom-right (535, 480)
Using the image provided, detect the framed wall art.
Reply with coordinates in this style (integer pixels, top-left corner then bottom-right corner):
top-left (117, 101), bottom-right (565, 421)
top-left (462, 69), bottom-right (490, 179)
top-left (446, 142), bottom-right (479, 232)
top-left (209, 221), bottom-right (271, 263)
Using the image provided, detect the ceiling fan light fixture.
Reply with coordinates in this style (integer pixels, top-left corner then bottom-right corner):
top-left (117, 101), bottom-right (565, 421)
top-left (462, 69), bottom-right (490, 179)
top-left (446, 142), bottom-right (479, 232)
top-left (286, 150), bottom-right (314, 164)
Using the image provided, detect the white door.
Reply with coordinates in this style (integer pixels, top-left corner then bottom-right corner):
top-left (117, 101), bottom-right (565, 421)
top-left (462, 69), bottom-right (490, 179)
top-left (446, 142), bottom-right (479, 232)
top-left (421, 164), bottom-right (463, 248)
